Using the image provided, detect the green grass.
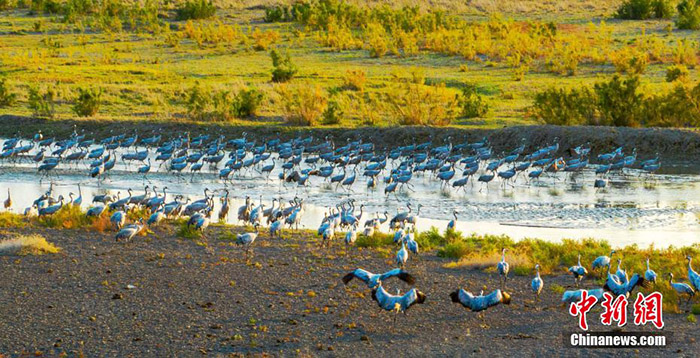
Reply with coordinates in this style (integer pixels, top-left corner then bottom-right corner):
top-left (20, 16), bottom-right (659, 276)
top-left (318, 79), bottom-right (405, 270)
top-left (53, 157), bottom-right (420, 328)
top-left (175, 219), bottom-right (203, 239)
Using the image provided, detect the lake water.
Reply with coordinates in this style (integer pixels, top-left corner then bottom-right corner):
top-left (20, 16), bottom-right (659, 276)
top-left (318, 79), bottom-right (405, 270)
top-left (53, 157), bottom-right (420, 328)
top-left (1, 148), bottom-right (698, 248)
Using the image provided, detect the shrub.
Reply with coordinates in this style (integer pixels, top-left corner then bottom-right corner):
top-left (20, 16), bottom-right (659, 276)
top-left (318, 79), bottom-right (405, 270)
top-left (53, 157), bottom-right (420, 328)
top-left (365, 22), bottom-right (389, 58)
top-left (28, 86), bottom-right (56, 118)
top-left (72, 87), bottom-right (102, 117)
top-left (611, 48), bottom-right (648, 75)
top-left (0, 0), bottom-right (11, 11)
top-left (182, 20), bottom-right (244, 48)
top-left (666, 65), bottom-right (689, 82)
top-left (672, 39), bottom-right (698, 67)
top-left (532, 86), bottom-right (598, 126)
top-left (232, 87), bottom-right (264, 118)
top-left (643, 83), bottom-right (700, 127)
top-left (276, 84), bottom-right (327, 126)
top-left (616, 0), bottom-right (673, 19)
top-left (185, 83), bottom-right (211, 120)
top-left (387, 83), bottom-right (459, 126)
top-left (595, 75), bottom-right (643, 127)
top-left (0, 78), bottom-right (16, 108)
top-left (459, 83), bottom-right (489, 118)
top-left (677, 0), bottom-right (700, 29)
top-left (321, 99), bottom-right (343, 125)
top-left (342, 69), bottom-right (366, 91)
top-left (270, 49), bottom-right (297, 83)
top-left (176, 0), bottom-right (216, 21)
top-left (251, 28), bottom-right (280, 51)
top-left (263, 6), bottom-right (286, 22)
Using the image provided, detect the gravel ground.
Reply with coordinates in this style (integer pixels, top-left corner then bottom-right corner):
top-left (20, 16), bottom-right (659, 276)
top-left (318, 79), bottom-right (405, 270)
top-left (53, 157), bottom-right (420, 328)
top-left (0, 225), bottom-right (697, 357)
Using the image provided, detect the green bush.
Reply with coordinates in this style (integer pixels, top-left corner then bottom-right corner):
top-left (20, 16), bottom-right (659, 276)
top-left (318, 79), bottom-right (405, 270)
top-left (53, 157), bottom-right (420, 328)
top-left (677, 0), bottom-right (700, 29)
top-left (0, 79), bottom-right (17, 108)
top-left (185, 83), bottom-right (211, 120)
top-left (232, 88), bottom-right (264, 118)
top-left (617, 0), bottom-right (674, 19)
top-left (595, 75), bottom-right (643, 127)
top-left (61, 0), bottom-right (94, 22)
top-left (666, 65), bottom-right (689, 82)
top-left (643, 83), bottom-right (700, 127)
top-left (532, 87), bottom-right (597, 125)
top-left (30, 0), bottom-right (61, 14)
top-left (72, 87), bottom-right (102, 117)
top-left (533, 76), bottom-right (643, 127)
top-left (321, 99), bottom-right (343, 125)
top-left (264, 6), bottom-right (287, 22)
top-left (0, 0), bottom-right (12, 11)
top-left (270, 49), bottom-right (297, 83)
top-left (459, 83), bottom-right (489, 118)
top-left (534, 75), bottom-right (700, 128)
top-left (28, 86), bottom-right (56, 118)
top-left (176, 0), bottom-right (216, 21)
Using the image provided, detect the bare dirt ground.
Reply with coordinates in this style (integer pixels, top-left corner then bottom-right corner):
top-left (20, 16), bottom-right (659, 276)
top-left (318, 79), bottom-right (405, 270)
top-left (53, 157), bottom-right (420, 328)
top-left (0, 225), bottom-right (697, 357)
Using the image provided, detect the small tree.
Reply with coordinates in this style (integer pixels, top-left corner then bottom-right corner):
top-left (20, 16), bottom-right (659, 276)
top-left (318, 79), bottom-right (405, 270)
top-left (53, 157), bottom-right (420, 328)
top-left (321, 99), bottom-right (343, 125)
top-left (72, 87), bottom-right (102, 117)
top-left (594, 75), bottom-right (643, 127)
top-left (276, 84), bottom-right (327, 126)
top-left (677, 0), bottom-right (700, 29)
top-left (459, 84), bottom-right (489, 118)
top-left (28, 86), bottom-right (56, 118)
top-left (666, 65), bottom-right (689, 82)
top-left (0, 78), bottom-right (17, 108)
top-left (185, 83), bottom-right (211, 120)
top-left (232, 88), bottom-right (264, 118)
top-left (270, 49), bottom-right (297, 83)
top-left (176, 0), bottom-right (216, 21)
top-left (616, 0), bottom-right (674, 19)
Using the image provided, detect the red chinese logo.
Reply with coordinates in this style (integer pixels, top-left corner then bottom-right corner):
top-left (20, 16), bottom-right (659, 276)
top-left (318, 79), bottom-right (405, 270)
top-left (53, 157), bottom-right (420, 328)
top-left (600, 292), bottom-right (628, 327)
top-left (633, 292), bottom-right (664, 329)
top-left (569, 290), bottom-right (598, 331)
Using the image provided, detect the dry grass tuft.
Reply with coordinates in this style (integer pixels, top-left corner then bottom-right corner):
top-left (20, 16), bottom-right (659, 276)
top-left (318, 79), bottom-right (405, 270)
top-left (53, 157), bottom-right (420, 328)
top-left (443, 251), bottom-right (531, 271)
top-left (0, 234), bottom-right (60, 255)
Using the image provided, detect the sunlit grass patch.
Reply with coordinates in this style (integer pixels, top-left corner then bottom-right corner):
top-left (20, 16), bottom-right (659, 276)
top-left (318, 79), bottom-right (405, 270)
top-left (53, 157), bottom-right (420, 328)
top-left (36, 205), bottom-right (92, 229)
top-left (443, 251), bottom-right (531, 272)
top-left (176, 219), bottom-right (202, 239)
top-left (0, 234), bottom-right (60, 255)
top-left (0, 212), bottom-right (27, 228)
top-left (355, 231), bottom-right (394, 248)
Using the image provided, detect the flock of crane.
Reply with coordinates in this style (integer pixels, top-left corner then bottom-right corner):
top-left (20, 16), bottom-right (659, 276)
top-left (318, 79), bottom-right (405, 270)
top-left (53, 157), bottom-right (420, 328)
top-left (1, 128), bottom-right (662, 192)
top-left (1, 129), bottom-right (695, 322)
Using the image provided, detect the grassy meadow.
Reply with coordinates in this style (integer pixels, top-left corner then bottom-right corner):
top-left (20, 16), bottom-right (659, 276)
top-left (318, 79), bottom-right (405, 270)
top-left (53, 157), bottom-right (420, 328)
top-left (0, 0), bottom-right (699, 129)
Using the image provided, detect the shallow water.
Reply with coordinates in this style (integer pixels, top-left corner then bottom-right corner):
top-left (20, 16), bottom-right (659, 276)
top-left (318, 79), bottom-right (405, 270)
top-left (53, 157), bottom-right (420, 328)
top-left (1, 147), bottom-right (698, 248)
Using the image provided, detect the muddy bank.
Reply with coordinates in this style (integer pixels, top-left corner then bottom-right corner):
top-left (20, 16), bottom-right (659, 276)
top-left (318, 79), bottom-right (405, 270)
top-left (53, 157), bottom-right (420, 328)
top-left (0, 224), bottom-right (698, 357)
top-left (1, 115), bottom-right (699, 166)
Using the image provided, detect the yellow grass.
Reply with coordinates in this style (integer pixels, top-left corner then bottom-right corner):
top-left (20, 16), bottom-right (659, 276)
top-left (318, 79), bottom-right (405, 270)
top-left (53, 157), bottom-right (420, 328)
top-left (0, 234), bottom-right (60, 255)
